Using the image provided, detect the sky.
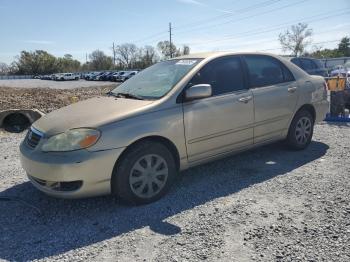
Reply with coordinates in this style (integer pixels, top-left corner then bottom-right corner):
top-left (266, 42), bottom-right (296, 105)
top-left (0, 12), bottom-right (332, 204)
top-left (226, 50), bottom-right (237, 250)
top-left (0, 0), bottom-right (349, 64)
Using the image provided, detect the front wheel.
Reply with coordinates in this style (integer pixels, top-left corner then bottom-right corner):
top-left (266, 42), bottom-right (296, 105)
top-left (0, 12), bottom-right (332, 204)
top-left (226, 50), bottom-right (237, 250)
top-left (286, 110), bottom-right (314, 150)
top-left (111, 141), bottom-right (177, 205)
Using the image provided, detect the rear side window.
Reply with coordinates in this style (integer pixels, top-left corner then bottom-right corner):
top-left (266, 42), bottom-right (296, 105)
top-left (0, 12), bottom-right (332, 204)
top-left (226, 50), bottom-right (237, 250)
top-left (282, 65), bottom-right (295, 82)
top-left (244, 55), bottom-right (294, 88)
top-left (189, 56), bottom-right (246, 96)
top-left (291, 58), bottom-right (301, 67)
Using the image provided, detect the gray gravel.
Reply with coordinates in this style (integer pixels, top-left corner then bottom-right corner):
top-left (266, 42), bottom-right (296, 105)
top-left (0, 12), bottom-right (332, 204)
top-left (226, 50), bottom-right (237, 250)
top-left (0, 123), bottom-right (349, 262)
top-left (0, 79), bottom-right (114, 89)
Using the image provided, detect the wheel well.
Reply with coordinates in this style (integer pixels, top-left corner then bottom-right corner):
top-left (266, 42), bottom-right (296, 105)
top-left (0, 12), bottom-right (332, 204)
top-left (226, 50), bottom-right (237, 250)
top-left (297, 104), bottom-right (316, 122)
top-left (2, 113), bottom-right (30, 132)
top-left (115, 136), bottom-right (180, 172)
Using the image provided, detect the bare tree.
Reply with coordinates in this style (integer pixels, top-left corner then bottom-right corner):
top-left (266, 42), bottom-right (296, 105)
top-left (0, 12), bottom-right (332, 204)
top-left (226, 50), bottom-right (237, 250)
top-left (157, 41), bottom-right (178, 59)
top-left (0, 62), bottom-right (9, 75)
top-left (141, 45), bottom-right (159, 66)
top-left (181, 45), bottom-right (190, 55)
top-left (88, 50), bottom-right (113, 70)
top-left (279, 23), bottom-right (313, 57)
top-left (115, 43), bottom-right (138, 68)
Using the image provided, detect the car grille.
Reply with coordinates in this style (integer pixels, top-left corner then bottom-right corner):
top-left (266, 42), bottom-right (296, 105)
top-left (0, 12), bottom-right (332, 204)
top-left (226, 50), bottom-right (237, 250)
top-left (26, 128), bottom-right (43, 149)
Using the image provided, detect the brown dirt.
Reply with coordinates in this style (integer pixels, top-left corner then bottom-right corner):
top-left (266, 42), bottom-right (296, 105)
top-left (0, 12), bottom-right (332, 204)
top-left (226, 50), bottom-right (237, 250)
top-left (0, 85), bottom-right (116, 113)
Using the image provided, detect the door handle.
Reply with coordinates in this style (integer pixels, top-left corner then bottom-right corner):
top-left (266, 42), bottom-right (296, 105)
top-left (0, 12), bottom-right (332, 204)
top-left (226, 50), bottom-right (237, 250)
top-left (288, 87), bottom-right (298, 93)
top-left (238, 96), bottom-right (252, 103)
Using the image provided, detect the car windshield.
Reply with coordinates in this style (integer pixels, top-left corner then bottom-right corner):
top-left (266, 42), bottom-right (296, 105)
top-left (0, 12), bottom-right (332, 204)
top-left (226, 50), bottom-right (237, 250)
top-left (111, 59), bottom-right (202, 99)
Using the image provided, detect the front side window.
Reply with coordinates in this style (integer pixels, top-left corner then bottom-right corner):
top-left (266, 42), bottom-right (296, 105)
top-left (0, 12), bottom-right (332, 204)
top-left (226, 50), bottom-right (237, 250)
top-left (244, 55), bottom-right (293, 88)
top-left (188, 56), bottom-right (246, 96)
top-left (111, 59), bottom-right (202, 99)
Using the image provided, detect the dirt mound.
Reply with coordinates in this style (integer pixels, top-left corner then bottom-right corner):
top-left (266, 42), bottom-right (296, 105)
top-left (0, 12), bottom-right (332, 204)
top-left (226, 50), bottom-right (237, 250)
top-left (0, 86), bottom-right (115, 113)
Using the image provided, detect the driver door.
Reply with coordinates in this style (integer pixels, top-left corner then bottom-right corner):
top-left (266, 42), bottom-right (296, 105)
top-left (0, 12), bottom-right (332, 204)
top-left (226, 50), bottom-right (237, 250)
top-left (182, 56), bottom-right (254, 163)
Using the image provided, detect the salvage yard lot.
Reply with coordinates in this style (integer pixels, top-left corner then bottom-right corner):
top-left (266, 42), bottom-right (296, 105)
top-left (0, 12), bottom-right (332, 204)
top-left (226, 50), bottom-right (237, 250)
top-left (0, 123), bottom-right (349, 261)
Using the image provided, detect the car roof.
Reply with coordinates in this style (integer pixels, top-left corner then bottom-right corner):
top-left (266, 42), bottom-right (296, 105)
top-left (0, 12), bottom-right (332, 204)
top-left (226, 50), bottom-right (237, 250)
top-left (174, 51), bottom-right (286, 60)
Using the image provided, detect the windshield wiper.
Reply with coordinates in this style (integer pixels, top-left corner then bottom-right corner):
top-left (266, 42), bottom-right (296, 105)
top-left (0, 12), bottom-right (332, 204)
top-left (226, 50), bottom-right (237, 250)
top-left (106, 91), bottom-right (143, 100)
top-left (113, 92), bottom-right (144, 100)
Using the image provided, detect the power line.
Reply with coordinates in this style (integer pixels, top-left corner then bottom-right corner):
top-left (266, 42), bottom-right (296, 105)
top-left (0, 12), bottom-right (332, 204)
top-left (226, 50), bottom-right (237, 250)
top-left (221, 29), bottom-right (347, 52)
top-left (257, 39), bottom-right (342, 52)
top-left (180, 8), bottom-right (350, 47)
top-left (173, 0), bottom-right (309, 36)
top-left (132, 30), bottom-right (168, 44)
top-left (173, 0), bottom-right (283, 31)
top-left (127, 0), bottom-right (286, 45)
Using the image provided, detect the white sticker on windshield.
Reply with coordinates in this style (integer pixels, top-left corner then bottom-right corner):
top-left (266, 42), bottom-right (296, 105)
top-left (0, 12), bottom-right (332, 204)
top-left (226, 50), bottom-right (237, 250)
top-left (176, 60), bottom-right (197, 66)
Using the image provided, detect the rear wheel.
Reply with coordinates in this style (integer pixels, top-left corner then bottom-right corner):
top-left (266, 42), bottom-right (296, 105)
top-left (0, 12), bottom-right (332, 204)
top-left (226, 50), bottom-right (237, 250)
top-left (111, 141), bottom-right (177, 205)
top-left (286, 110), bottom-right (314, 150)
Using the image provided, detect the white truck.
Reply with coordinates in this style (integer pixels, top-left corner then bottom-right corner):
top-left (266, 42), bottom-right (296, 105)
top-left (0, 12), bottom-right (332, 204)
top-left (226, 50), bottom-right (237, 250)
top-left (56, 73), bottom-right (79, 81)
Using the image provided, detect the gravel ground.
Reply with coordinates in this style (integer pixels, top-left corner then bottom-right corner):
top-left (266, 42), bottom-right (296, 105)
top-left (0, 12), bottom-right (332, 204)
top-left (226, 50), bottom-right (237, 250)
top-left (0, 79), bottom-right (115, 89)
top-left (0, 123), bottom-right (349, 262)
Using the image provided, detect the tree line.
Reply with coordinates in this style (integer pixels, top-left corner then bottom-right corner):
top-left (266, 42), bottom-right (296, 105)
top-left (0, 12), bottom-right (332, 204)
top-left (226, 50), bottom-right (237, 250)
top-left (0, 41), bottom-right (190, 75)
top-left (278, 23), bottom-right (350, 59)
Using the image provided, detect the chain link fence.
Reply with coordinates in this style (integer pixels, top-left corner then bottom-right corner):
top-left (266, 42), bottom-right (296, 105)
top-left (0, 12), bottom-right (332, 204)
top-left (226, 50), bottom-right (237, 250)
top-left (0, 75), bottom-right (33, 80)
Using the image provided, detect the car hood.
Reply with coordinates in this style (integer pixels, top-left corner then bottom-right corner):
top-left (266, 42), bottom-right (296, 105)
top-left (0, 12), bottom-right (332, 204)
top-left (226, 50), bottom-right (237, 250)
top-left (33, 96), bottom-right (154, 136)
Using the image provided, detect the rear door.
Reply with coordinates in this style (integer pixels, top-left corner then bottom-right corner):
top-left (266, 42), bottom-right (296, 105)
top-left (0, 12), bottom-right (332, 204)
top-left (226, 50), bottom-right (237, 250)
top-left (243, 55), bottom-right (299, 144)
top-left (183, 56), bottom-right (254, 163)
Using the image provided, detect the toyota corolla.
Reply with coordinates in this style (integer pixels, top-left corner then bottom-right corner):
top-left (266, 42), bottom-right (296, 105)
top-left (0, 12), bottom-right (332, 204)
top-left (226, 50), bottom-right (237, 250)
top-left (20, 52), bottom-right (329, 204)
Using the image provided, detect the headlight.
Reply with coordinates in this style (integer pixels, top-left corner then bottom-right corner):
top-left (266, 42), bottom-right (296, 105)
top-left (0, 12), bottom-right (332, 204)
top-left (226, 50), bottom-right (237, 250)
top-left (41, 128), bottom-right (100, 152)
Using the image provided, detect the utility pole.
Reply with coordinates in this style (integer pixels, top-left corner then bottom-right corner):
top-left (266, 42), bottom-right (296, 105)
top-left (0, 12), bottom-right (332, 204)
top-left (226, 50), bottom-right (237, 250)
top-left (169, 22), bottom-right (173, 58)
top-left (112, 42), bottom-right (116, 66)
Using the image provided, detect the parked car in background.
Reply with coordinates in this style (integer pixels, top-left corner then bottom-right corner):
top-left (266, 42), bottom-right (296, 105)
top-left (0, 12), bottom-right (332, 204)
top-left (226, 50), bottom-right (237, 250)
top-left (92, 72), bottom-right (106, 81)
top-left (40, 75), bottom-right (52, 80)
top-left (112, 71), bottom-right (126, 82)
top-left (97, 72), bottom-right (115, 81)
top-left (330, 62), bottom-right (350, 77)
top-left (90, 72), bottom-right (105, 81)
top-left (55, 73), bottom-right (79, 81)
top-left (119, 71), bottom-right (138, 82)
top-left (20, 52), bottom-right (329, 204)
top-left (101, 72), bottom-right (117, 81)
top-left (84, 72), bottom-right (99, 80)
top-left (289, 57), bottom-right (328, 77)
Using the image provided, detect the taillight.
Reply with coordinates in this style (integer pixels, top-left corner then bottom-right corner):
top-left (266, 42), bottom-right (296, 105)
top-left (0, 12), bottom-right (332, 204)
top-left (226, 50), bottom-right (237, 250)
top-left (323, 81), bottom-right (328, 91)
top-left (323, 81), bottom-right (328, 99)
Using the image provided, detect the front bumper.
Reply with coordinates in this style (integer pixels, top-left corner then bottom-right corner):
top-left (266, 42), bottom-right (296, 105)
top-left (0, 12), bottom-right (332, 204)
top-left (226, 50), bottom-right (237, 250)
top-left (20, 142), bottom-right (125, 198)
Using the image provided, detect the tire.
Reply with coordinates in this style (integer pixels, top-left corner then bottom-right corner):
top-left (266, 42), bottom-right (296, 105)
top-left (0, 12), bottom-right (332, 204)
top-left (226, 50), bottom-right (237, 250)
top-left (111, 141), bottom-right (177, 205)
top-left (286, 110), bottom-right (314, 150)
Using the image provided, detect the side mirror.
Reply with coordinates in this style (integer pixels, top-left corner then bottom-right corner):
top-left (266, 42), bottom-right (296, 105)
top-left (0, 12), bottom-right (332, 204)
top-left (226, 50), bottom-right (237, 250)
top-left (185, 84), bottom-right (212, 101)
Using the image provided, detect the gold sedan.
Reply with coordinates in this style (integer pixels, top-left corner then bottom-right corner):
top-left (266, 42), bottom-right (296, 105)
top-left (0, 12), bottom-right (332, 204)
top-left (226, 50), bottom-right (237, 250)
top-left (20, 52), bottom-right (329, 204)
